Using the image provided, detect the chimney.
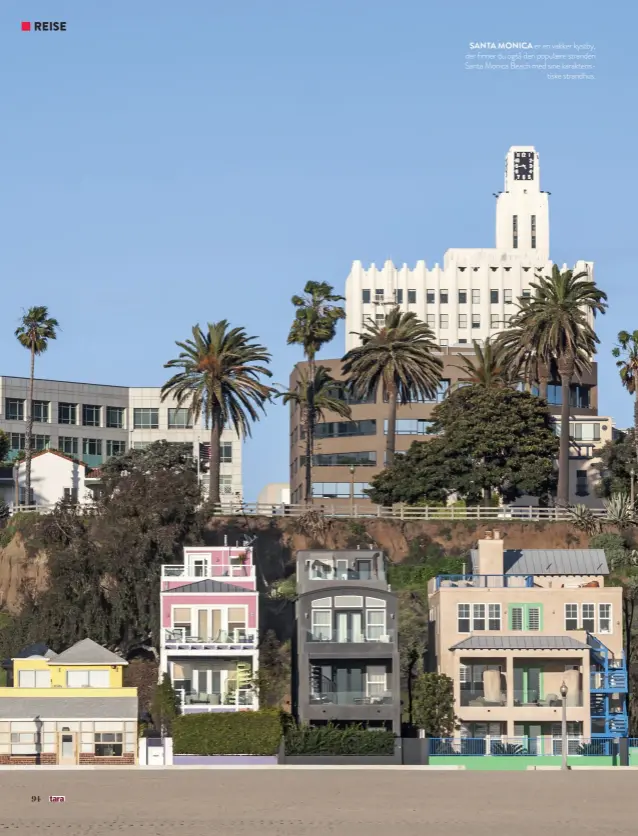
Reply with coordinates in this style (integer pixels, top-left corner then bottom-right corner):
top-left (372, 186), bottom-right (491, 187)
top-left (476, 532), bottom-right (505, 576)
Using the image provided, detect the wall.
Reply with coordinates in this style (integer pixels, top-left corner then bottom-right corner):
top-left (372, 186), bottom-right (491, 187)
top-left (162, 595), bottom-right (259, 630)
top-left (12, 659), bottom-right (124, 689)
top-left (430, 755), bottom-right (616, 770)
top-left (17, 452), bottom-right (90, 506)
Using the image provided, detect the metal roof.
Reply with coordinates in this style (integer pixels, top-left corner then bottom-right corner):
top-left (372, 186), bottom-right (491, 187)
top-left (0, 696), bottom-right (137, 720)
top-left (470, 549), bottom-right (609, 575)
top-left (51, 639), bottom-right (127, 666)
top-left (164, 579), bottom-right (252, 594)
top-left (450, 635), bottom-right (590, 651)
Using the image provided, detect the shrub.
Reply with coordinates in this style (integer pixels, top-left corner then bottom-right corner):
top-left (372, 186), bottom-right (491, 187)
top-left (284, 724), bottom-right (395, 756)
top-left (173, 710), bottom-right (283, 755)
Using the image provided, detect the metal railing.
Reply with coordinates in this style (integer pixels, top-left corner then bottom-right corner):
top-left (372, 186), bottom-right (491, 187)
top-left (306, 629), bottom-right (396, 644)
top-left (430, 736), bottom-right (617, 756)
top-left (161, 563), bottom-right (254, 580)
top-left (436, 574), bottom-right (534, 589)
top-left (309, 691), bottom-right (393, 706)
top-left (163, 627), bottom-right (257, 647)
top-left (591, 671), bottom-right (628, 691)
top-left (176, 687), bottom-right (255, 708)
top-left (512, 690), bottom-right (583, 708)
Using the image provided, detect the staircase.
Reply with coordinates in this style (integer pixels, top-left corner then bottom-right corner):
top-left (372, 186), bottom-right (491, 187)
top-left (587, 634), bottom-right (628, 737)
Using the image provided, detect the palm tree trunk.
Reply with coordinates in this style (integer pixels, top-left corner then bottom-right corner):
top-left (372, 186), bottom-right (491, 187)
top-left (24, 347), bottom-right (36, 506)
top-left (557, 358), bottom-right (574, 505)
top-left (208, 420), bottom-right (221, 507)
top-left (634, 392), bottom-right (638, 473)
top-left (386, 382), bottom-right (397, 466)
top-left (538, 364), bottom-right (550, 401)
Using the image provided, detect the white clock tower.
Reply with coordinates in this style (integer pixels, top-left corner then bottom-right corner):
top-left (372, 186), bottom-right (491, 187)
top-left (495, 146), bottom-right (549, 259)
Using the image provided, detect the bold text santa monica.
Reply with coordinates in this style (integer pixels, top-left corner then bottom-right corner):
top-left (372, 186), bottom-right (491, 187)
top-left (469, 42), bottom-right (533, 49)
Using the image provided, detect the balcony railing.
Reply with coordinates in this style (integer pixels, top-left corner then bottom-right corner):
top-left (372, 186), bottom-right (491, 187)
top-left (436, 574), bottom-right (534, 589)
top-left (309, 691), bottom-right (393, 706)
top-left (306, 629), bottom-right (396, 644)
top-left (162, 564), bottom-right (254, 580)
top-left (163, 627), bottom-right (257, 648)
top-left (176, 688), bottom-right (255, 708)
top-left (591, 670), bottom-right (628, 691)
top-left (513, 690), bottom-right (583, 708)
top-left (460, 690), bottom-right (506, 707)
top-left (307, 569), bottom-right (384, 582)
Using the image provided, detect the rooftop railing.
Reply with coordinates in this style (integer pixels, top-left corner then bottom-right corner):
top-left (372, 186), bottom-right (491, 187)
top-left (161, 563), bottom-right (254, 580)
top-left (435, 574), bottom-right (534, 590)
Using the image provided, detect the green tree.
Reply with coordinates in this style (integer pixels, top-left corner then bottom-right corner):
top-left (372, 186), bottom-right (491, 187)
top-left (412, 672), bottom-right (457, 737)
top-left (397, 589), bottom-right (429, 726)
top-left (505, 265), bottom-right (607, 503)
top-left (287, 281), bottom-right (345, 502)
top-left (151, 672), bottom-right (181, 735)
top-left (368, 386), bottom-right (559, 506)
top-left (0, 430), bottom-right (9, 463)
top-left (454, 338), bottom-right (510, 389)
top-left (15, 307), bottom-right (60, 503)
top-left (161, 321), bottom-right (273, 505)
top-left (255, 630), bottom-right (292, 709)
top-left (593, 430), bottom-right (637, 498)
top-left (612, 330), bottom-right (638, 469)
top-left (342, 307), bottom-right (442, 467)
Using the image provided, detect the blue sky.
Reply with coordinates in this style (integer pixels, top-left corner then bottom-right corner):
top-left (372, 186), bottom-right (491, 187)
top-left (1, 1), bottom-right (636, 498)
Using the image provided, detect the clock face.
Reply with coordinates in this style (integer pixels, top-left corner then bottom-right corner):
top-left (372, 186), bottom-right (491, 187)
top-left (513, 151), bottom-right (535, 180)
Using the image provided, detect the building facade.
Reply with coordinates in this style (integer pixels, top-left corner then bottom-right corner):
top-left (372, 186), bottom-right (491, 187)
top-left (160, 545), bottom-right (259, 713)
top-left (427, 532), bottom-right (627, 748)
top-left (295, 548), bottom-right (401, 734)
top-left (344, 146), bottom-right (594, 351)
top-left (0, 638), bottom-right (138, 765)
top-left (0, 376), bottom-right (242, 502)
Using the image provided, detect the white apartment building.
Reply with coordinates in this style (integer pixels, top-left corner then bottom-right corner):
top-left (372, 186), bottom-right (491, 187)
top-left (0, 376), bottom-right (242, 503)
top-left (344, 146), bottom-right (594, 350)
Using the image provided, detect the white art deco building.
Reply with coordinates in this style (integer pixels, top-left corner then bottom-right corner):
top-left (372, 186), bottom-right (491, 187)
top-left (344, 146), bottom-right (593, 350)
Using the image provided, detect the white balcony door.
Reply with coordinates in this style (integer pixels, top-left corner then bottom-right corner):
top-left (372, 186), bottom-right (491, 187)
top-left (336, 611), bottom-right (363, 643)
top-left (189, 556), bottom-right (209, 577)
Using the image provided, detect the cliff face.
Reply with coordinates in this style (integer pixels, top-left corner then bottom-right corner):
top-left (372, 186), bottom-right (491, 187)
top-left (0, 515), bottom-right (591, 613)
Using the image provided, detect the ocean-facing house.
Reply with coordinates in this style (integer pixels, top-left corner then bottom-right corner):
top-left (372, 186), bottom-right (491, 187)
top-left (160, 544), bottom-right (260, 712)
top-left (0, 638), bottom-right (138, 765)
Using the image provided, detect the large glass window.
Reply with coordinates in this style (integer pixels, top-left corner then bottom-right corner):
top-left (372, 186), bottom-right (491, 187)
top-left (366, 610), bottom-right (386, 641)
top-left (66, 670), bottom-right (110, 688)
top-left (598, 604), bottom-right (612, 633)
top-left (407, 289), bottom-right (416, 304)
top-left (313, 483), bottom-right (370, 499)
top-left (385, 419), bottom-right (436, 435)
top-left (33, 435), bottom-right (50, 451)
top-left (58, 436), bottom-right (78, 456)
top-left (106, 440), bottom-right (126, 458)
top-left (82, 405), bottom-right (101, 427)
top-left (571, 422), bottom-right (600, 441)
top-left (315, 419), bottom-right (376, 439)
top-left (105, 406), bottom-right (125, 429)
top-left (32, 401), bottom-right (49, 423)
top-left (58, 403), bottom-right (77, 425)
top-left (312, 451), bottom-right (376, 466)
top-left (547, 385), bottom-right (592, 408)
top-left (168, 408), bottom-right (193, 429)
top-left (10, 433), bottom-right (25, 451)
top-left (18, 669), bottom-right (51, 688)
top-left (5, 399), bottom-right (24, 421)
top-left (83, 438), bottom-right (103, 457)
top-left (133, 408), bottom-right (159, 429)
top-left (362, 289), bottom-right (370, 304)
top-left (220, 442), bottom-right (233, 463)
top-left (311, 610), bottom-right (332, 641)
top-left (94, 732), bottom-right (123, 757)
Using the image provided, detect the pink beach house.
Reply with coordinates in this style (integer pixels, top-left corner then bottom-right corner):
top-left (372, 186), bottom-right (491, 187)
top-left (159, 543), bottom-right (259, 712)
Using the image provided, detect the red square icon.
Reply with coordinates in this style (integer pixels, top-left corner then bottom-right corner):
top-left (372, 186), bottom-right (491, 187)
top-left (21, 21), bottom-right (31, 31)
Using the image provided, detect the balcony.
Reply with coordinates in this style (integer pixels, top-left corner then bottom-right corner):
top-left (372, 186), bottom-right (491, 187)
top-left (513, 690), bottom-right (582, 708)
top-left (309, 691), bottom-right (394, 706)
top-left (306, 629), bottom-right (395, 644)
top-left (176, 688), bottom-right (255, 711)
top-left (162, 627), bottom-right (257, 652)
top-left (307, 567), bottom-right (384, 583)
top-left (162, 563), bottom-right (254, 581)
top-left (460, 689), bottom-right (506, 708)
top-left (436, 574), bottom-right (534, 590)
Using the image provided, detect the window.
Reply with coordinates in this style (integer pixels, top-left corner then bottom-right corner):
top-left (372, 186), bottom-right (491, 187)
top-left (458, 339), bottom-right (468, 344)
top-left (408, 289), bottom-right (417, 304)
top-left (490, 290), bottom-right (499, 304)
top-left (522, 289), bottom-right (531, 298)
top-left (172, 607), bottom-right (191, 629)
top-left (582, 603), bottom-right (596, 632)
top-left (59, 436), bottom-right (78, 456)
top-left (513, 215), bottom-right (518, 248)
top-left (471, 289), bottom-right (480, 304)
top-left (458, 290), bottom-right (467, 304)
top-left (10, 433), bottom-right (25, 451)
top-left (510, 604), bottom-right (542, 630)
top-left (575, 470), bottom-right (589, 497)
top-left (440, 314), bottom-right (449, 328)
top-left (32, 400), bottom-right (49, 423)
top-left (19, 487), bottom-right (34, 506)
top-left (571, 422), bottom-right (600, 441)
top-left (220, 442), bottom-right (233, 463)
top-left (426, 314), bottom-right (435, 328)
top-left (440, 290), bottom-right (448, 304)
top-left (488, 604), bottom-right (501, 630)
top-left (18, 669), bottom-right (51, 688)
top-left (313, 482), bottom-right (370, 499)
top-left (33, 435), bottom-right (50, 451)
top-left (490, 313), bottom-right (501, 329)
top-left (313, 451), bottom-right (376, 466)
top-left (220, 475), bottom-right (233, 494)
top-left (133, 408), bottom-right (159, 429)
top-left (168, 408), bottom-right (193, 429)
top-left (66, 670), bottom-right (110, 688)
top-left (228, 606), bottom-right (247, 633)
top-left (64, 487), bottom-right (79, 504)
top-left (457, 604), bottom-right (470, 633)
top-left (5, 398), bottom-right (24, 421)
top-left (565, 604), bottom-right (579, 631)
top-left (366, 667), bottom-right (387, 698)
top-left (82, 405), bottom-right (101, 427)
top-left (83, 438), bottom-right (102, 456)
top-left (315, 419), bottom-right (376, 439)
top-left (386, 419), bottom-right (435, 436)
top-left (531, 215), bottom-right (536, 248)
top-left (94, 732), bottom-right (123, 757)
top-left (426, 290), bottom-right (435, 304)
top-left (372, 289), bottom-right (383, 302)
top-left (106, 440), bottom-right (126, 458)
top-left (375, 313), bottom-right (385, 326)
top-left (472, 314), bottom-right (480, 329)
top-left (362, 289), bottom-right (370, 304)
top-left (395, 289), bottom-right (403, 304)
top-left (366, 610), bottom-right (385, 641)
top-left (458, 314), bottom-right (468, 329)
top-left (504, 289), bottom-right (513, 304)
top-left (439, 339), bottom-right (448, 346)
top-left (311, 610), bottom-right (332, 641)
top-left (105, 406), bottom-right (125, 429)
top-left (58, 403), bottom-right (77, 425)
top-left (599, 604), bottom-right (612, 633)
top-left (472, 604), bottom-right (486, 631)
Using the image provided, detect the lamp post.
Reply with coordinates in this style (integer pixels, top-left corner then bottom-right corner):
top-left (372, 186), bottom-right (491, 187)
top-left (630, 467), bottom-right (635, 507)
top-left (349, 464), bottom-right (356, 517)
top-left (560, 681), bottom-right (569, 771)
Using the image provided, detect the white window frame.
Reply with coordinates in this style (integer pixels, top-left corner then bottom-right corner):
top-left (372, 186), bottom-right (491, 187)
top-left (366, 609), bottom-right (386, 641)
top-left (488, 604), bottom-right (501, 630)
top-left (311, 609), bottom-right (332, 641)
top-left (457, 603), bottom-right (471, 633)
top-left (598, 603), bottom-right (612, 634)
top-left (366, 669), bottom-right (387, 698)
top-left (472, 604), bottom-right (486, 631)
top-left (18, 669), bottom-right (51, 688)
top-left (581, 603), bottom-right (596, 632)
top-left (66, 669), bottom-right (110, 688)
top-left (565, 603), bottom-right (579, 631)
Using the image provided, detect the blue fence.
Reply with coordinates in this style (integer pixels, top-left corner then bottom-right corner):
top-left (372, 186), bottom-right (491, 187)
top-left (430, 737), bottom-right (618, 757)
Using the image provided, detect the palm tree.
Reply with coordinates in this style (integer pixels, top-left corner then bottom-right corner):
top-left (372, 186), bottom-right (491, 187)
top-left (161, 321), bottom-right (273, 505)
top-left (278, 366), bottom-right (352, 492)
top-left (341, 307), bottom-right (442, 466)
top-left (287, 281), bottom-right (345, 501)
top-left (612, 330), bottom-right (638, 468)
top-left (508, 265), bottom-right (607, 504)
top-left (15, 306), bottom-right (60, 504)
top-left (454, 338), bottom-right (510, 389)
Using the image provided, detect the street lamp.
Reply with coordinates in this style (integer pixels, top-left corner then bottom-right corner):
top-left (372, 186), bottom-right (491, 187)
top-left (349, 464), bottom-right (356, 517)
top-left (630, 467), bottom-right (635, 507)
top-left (560, 681), bottom-right (569, 771)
